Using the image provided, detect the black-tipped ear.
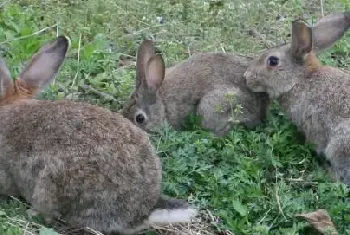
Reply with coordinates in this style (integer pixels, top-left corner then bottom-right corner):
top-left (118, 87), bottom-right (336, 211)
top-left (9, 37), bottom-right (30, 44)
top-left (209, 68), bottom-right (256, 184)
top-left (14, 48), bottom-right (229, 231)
top-left (136, 40), bottom-right (156, 89)
top-left (291, 20), bottom-right (313, 60)
top-left (312, 12), bottom-right (350, 53)
top-left (18, 35), bottom-right (70, 95)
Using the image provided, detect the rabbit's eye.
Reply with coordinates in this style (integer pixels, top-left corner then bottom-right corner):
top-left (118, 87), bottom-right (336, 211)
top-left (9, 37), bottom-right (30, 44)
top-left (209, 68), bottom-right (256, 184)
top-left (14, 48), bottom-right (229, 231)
top-left (267, 56), bottom-right (279, 67)
top-left (135, 113), bottom-right (146, 125)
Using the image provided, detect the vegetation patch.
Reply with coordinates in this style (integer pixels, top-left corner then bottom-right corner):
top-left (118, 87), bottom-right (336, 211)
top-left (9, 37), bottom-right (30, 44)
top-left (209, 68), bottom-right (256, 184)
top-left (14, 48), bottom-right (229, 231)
top-left (0, 0), bottom-right (349, 234)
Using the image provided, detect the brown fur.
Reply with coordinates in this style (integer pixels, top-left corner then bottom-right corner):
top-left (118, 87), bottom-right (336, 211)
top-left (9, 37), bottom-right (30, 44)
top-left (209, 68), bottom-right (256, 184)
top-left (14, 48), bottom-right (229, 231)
top-left (244, 13), bottom-right (350, 185)
top-left (0, 36), bottom-right (197, 234)
top-left (0, 79), bottom-right (35, 106)
top-left (123, 40), bottom-right (270, 136)
top-left (306, 52), bottom-right (322, 74)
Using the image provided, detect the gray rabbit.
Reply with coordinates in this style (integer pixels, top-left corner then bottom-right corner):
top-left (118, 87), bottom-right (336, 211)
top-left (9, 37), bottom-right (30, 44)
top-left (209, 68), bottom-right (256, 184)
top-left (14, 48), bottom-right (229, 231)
top-left (0, 36), bottom-right (197, 234)
top-left (123, 40), bottom-right (269, 136)
top-left (244, 12), bottom-right (350, 185)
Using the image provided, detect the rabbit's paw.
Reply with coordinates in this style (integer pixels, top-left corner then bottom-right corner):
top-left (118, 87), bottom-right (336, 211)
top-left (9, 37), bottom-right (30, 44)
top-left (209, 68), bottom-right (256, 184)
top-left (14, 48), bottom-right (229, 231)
top-left (26, 208), bottom-right (40, 218)
top-left (343, 169), bottom-right (350, 186)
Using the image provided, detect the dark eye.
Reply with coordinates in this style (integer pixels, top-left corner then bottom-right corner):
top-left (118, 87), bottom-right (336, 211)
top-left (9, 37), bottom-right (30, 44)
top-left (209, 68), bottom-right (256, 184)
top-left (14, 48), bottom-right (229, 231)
top-left (135, 113), bottom-right (145, 125)
top-left (267, 56), bottom-right (279, 67)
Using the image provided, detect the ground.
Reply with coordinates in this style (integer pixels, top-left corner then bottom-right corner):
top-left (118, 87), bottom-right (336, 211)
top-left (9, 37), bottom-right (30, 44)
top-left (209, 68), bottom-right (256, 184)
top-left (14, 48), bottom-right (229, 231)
top-left (0, 0), bottom-right (349, 235)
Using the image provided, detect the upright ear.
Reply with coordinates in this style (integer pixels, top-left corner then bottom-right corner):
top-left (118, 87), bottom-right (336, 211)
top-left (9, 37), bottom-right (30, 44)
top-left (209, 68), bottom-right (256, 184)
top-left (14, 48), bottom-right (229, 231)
top-left (145, 54), bottom-right (165, 91)
top-left (18, 35), bottom-right (70, 95)
top-left (0, 58), bottom-right (13, 98)
top-left (291, 20), bottom-right (313, 60)
top-left (136, 40), bottom-right (156, 89)
top-left (312, 12), bottom-right (350, 53)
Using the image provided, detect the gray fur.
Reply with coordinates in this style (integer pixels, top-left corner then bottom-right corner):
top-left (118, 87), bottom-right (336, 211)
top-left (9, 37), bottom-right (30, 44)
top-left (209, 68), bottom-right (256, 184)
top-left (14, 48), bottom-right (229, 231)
top-left (0, 36), bottom-right (197, 234)
top-left (123, 40), bottom-right (270, 136)
top-left (312, 12), bottom-right (350, 53)
top-left (243, 12), bottom-right (350, 185)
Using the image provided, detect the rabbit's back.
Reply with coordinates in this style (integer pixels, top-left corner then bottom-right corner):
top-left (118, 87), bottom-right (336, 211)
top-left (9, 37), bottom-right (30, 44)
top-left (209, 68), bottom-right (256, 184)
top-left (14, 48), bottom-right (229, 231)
top-left (279, 66), bottom-right (350, 152)
top-left (162, 52), bottom-right (251, 95)
top-left (160, 53), bottom-right (261, 128)
top-left (1, 100), bottom-right (154, 153)
top-left (0, 100), bottom-right (161, 228)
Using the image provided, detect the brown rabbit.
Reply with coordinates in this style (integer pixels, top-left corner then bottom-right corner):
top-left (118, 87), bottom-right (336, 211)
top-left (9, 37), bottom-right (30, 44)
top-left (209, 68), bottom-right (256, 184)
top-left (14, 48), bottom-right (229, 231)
top-left (244, 12), bottom-right (350, 185)
top-left (122, 40), bottom-right (270, 136)
top-left (0, 36), bottom-right (197, 234)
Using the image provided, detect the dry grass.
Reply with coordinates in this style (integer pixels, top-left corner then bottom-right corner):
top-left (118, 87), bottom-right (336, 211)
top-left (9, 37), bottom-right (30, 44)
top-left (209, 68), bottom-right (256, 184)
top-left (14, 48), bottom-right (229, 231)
top-left (55, 210), bottom-right (222, 235)
top-left (5, 197), bottom-right (220, 235)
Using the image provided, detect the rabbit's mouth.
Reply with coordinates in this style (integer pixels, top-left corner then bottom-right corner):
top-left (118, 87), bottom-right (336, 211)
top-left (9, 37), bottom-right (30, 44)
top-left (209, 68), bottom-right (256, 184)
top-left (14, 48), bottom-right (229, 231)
top-left (244, 71), bottom-right (265, 93)
top-left (249, 85), bottom-right (266, 93)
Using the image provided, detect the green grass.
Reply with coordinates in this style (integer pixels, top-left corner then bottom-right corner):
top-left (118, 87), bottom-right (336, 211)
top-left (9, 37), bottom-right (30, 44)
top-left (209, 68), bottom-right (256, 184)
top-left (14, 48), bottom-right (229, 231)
top-left (0, 0), bottom-right (350, 234)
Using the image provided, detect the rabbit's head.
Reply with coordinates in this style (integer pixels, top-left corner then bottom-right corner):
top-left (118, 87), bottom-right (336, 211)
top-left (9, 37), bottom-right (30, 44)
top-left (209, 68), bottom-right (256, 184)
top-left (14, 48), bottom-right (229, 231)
top-left (0, 36), bottom-right (70, 105)
top-left (244, 12), bottom-right (350, 99)
top-left (125, 40), bottom-right (166, 132)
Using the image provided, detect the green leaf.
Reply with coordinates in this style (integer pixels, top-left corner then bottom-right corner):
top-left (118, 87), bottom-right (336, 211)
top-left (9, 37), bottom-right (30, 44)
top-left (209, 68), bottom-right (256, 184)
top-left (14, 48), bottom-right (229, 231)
top-left (39, 227), bottom-right (59, 235)
top-left (232, 199), bottom-right (248, 217)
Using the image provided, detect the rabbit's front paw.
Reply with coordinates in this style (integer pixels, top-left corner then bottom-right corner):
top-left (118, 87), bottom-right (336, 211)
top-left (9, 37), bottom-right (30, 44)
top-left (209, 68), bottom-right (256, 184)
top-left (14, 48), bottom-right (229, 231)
top-left (343, 169), bottom-right (350, 186)
top-left (26, 208), bottom-right (59, 224)
top-left (26, 208), bottom-right (40, 218)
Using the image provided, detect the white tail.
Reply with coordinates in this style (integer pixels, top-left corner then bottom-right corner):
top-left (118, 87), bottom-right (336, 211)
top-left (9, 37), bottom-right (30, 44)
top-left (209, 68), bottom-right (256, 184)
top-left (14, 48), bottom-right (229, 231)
top-left (148, 208), bottom-right (198, 224)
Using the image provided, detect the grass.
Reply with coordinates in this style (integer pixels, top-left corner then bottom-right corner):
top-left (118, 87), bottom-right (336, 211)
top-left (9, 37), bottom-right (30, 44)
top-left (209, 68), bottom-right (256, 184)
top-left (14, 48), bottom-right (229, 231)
top-left (0, 0), bottom-right (350, 234)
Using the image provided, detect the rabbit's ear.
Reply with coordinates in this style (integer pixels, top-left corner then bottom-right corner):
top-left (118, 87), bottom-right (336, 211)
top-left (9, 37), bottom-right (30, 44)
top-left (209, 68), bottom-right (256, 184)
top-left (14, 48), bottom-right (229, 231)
top-left (136, 40), bottom-right (156, 89)
top-left (312, 12), bottom-right (350, 53)
top-left (0, 58), bottom-right (13, 98)
top-left (18, 36), bottom-right (70, 95)
top-left (145, 54), bottom-right (165, 91)
top-left (291, 20), bottom-right (313, 60)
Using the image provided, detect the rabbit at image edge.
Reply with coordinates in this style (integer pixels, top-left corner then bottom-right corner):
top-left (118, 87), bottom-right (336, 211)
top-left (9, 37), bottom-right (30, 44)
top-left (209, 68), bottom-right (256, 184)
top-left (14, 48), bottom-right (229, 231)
top-left (0, 36), bottom-right (197, 235)
top-left (122, 40), bottom-right (270, 136)
top-left (244, 12), bottom-right (350, 185)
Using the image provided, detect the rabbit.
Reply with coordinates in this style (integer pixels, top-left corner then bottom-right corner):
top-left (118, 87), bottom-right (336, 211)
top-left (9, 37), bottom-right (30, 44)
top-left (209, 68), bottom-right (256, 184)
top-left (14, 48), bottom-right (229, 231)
top-left (243, 12), bottom-right (350, 185)
top-left (122, 40), bottom-right (270, 137)
top-left (0, 36), bottom-right (197, 235)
